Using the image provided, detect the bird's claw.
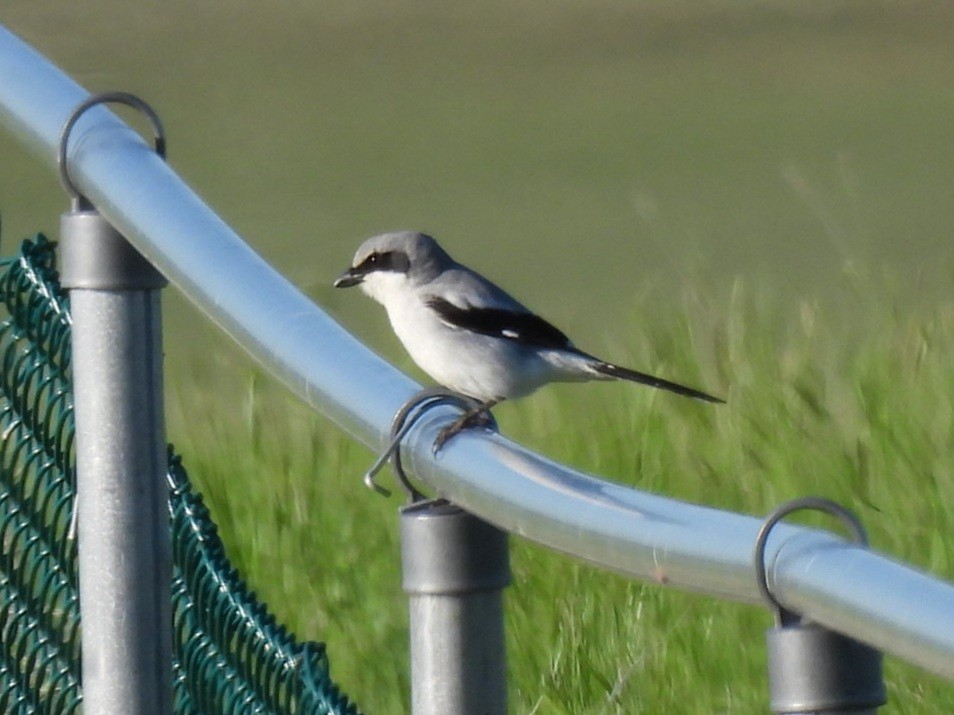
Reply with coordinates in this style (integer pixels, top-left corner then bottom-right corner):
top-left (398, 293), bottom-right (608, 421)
top-left (432, 409), bottom-right (495, 454)
top-left (432, 426), bottom-right (458, 454)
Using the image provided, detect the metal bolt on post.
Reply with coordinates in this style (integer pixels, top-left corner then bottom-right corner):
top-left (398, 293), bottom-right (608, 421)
top-left (755, 498), bottom-right (887, 715)
top-left (401, 499), bottom-right (511, 715)
top-left (59, 93), bottom-right (172, 714)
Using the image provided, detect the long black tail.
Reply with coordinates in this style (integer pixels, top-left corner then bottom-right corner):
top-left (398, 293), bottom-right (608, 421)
top-left (593, 361), bottom-right (725, 404)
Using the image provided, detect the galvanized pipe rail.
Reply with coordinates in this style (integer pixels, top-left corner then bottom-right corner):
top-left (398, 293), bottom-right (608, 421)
top-left (1, 20), bottom-right (953, 692)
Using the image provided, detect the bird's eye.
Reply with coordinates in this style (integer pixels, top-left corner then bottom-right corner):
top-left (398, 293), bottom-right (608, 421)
top-left (358, 250), bottom-right (407, 274)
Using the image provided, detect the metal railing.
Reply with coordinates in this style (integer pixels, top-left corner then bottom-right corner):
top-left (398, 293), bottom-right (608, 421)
top-left (2, 21), bottom-right (953, 712)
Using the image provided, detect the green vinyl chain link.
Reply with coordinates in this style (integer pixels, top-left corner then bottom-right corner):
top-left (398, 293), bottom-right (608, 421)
top-left (0, 233), bottom-right (362, 715)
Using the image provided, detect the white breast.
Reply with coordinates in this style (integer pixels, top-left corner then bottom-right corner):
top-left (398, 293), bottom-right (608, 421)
top-left (361, 272), bottom-right (589, 402)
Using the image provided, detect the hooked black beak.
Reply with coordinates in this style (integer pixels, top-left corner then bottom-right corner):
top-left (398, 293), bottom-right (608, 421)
top-left (333, 268), bottom-right (362, 288)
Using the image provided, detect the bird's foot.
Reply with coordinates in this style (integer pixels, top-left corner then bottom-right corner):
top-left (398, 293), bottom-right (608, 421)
top-left (433, 405), bottom-right (496, 453)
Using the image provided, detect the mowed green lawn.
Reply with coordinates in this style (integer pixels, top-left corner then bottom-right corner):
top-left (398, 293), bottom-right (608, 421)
top-left (4, 2), bottom-right (954, 712)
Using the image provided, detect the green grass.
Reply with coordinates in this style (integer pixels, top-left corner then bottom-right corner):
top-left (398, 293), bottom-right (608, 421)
top-left (4, 1), bottom-right (954, 711)
top-left (166, 272), bottom-right (954, 713)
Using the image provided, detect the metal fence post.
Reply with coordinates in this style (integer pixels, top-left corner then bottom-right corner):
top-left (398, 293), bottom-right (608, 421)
top-left (61, 205), bottom-right (172, 714)
top-left (401, 499), bottom-right (511, 715)
top-left (755, 498), bottom-right (887, 715)
top-left (765, 621), bottom-right (886, 714)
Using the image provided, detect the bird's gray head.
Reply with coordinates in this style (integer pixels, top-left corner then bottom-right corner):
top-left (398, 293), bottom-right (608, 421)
top-left (333, 231), bottom-right (453, 303)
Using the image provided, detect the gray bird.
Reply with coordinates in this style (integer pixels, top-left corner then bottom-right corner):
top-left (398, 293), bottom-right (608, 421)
top-left (335, 231), bottom-right (722, 442)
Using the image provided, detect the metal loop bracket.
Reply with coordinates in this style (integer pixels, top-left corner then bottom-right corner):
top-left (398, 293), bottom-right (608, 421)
top-left (363, 387), bottom-right (498, 502)
top-left (754, 496), bottom-right (868, 624)
top-left (58, 91), bottom-right (166, 210)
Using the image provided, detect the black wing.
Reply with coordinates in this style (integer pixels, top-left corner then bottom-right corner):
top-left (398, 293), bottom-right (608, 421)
top-left (426, 297), bottom-right (572, 351)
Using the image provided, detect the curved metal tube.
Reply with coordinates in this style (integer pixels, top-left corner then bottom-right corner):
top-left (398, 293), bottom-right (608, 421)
top-left (2, 23), bottom-right (953, 679)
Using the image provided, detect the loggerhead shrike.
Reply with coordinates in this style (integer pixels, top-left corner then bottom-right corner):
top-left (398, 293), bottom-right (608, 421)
top-left (335, 231), bottom-right (723, 443)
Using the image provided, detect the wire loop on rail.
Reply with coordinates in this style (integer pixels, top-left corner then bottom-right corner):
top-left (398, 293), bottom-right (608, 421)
top-left (754, 496), bottom-right (868, 624)
top-left (363, 387), bottom-right (498, 502)
top-left (58, 91), bottom-right (166, 210)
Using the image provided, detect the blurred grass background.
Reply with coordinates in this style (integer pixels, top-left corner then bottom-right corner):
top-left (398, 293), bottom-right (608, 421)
top-left (3, 2), bottom-right (954, 711)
